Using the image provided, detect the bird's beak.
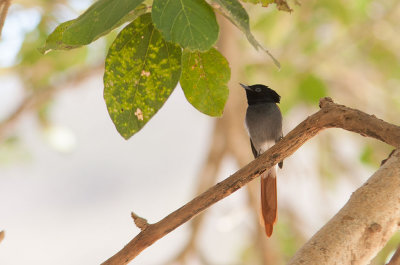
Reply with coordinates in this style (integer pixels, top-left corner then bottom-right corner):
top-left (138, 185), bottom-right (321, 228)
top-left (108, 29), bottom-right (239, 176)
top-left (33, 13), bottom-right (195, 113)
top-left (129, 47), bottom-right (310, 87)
top-left (239, 83), bottom-right (251, 91)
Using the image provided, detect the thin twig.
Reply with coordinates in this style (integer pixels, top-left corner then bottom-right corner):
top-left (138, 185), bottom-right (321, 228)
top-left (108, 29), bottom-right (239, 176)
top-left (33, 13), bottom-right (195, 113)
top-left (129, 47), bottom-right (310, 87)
top-left (102, 98), bottom-right (400, 265)
top-left (131, 212), bottom-right (149, 231)
top-left (0, 0), bottom-right (11, 38)
top-left (0, 230), bottom-right (4, 244)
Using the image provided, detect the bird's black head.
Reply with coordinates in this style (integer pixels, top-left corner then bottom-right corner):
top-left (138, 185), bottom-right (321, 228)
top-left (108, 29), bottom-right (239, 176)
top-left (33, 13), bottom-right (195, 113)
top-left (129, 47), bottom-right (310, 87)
top-left (240, 83), bottom-right (281, 105)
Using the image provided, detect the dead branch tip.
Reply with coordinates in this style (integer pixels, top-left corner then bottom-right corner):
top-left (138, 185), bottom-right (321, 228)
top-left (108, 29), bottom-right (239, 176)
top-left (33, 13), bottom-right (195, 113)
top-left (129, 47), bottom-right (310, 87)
top-left (131, 212), bottom-right (149, 231)
top-left (319, 97), bottom-right (334, 108)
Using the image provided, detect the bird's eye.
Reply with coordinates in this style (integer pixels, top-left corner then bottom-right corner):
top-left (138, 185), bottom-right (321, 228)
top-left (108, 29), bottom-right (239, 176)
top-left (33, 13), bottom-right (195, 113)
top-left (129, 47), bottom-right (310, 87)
top-left (255, 87), bottom-right (261, 92)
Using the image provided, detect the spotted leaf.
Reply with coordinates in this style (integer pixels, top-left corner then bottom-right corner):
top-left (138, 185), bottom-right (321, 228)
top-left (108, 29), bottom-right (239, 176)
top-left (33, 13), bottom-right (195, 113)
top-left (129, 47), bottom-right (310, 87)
top-left (104, 13), bottom-right (182, 139)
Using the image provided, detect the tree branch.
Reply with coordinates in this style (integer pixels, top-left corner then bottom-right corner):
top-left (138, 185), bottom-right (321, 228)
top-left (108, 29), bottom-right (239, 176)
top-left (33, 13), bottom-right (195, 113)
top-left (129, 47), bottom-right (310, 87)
top-left (288, 149), bottom-right (400, 265)
top-left (102, 98), bottom-right (400, 265)
top-left (130, 212), bottom-right (149, 232)
top-left (0, 0), bottom-right (11, 39)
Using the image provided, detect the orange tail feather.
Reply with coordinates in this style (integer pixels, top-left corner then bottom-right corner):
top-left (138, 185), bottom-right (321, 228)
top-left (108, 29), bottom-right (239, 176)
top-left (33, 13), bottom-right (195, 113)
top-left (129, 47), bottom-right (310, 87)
top-left (261, 168), bottom-right (277, 237)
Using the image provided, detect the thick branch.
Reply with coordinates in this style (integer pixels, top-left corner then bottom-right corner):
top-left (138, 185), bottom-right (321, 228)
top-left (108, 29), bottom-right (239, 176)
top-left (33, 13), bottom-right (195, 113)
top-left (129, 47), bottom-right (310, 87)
top-left (102, 98), bottom-right (400, 265)
top-left (288, 149), bottom-right (400, 265)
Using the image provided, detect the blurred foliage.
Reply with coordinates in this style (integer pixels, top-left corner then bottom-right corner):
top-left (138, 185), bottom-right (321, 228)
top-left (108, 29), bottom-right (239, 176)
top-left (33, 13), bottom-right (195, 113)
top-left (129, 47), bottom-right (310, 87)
top-left (360, 144), bottom-right (377, 166)
top-left (0, 0), bottom-right (102, 163)
top-left (15, 7), bottom-right (89, 89)
top-left (297, 74), bottom-right (327, 104)
top-left (241, 0), bottom-right (292, 12)
top-left (0, 136), bottom-right (31, 165)
top-left (275, 220), bottom-right (302, 258)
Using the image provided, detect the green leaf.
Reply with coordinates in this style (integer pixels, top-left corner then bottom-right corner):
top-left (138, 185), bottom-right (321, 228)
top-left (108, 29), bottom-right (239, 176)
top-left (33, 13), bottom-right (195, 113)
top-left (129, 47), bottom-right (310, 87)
top-left (110, 4), bottom-right (148, 30)
top-left (62, 0), bottom-right (146, 45)
top-left (39, 4), bottom-right (147, 54)
top-left (103, 13), bottom-right (182, 139)
top-left (152, 0), bottom-right (219, 51)
top-left (38, 20), bottom-right (80, 54)
top-left (180, 48), bottom-right (230, 116)
top-left (211, 0), bottom-right (280, 67)
top-left (298, 74), bottom-right (327, 104)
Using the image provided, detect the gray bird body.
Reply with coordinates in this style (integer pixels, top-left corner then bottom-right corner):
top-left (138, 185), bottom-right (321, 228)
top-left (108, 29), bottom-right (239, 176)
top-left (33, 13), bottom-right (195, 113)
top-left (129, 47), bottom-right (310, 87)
top-left (241, 83), bottom-right (283, 237)
top-left (245, 103), bottom-right (283, 157)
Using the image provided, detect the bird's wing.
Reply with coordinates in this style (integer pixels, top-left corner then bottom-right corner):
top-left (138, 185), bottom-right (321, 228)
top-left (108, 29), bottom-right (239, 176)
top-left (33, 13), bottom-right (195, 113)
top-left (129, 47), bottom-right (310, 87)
top-left (250, 138), bottom-right (259, 158)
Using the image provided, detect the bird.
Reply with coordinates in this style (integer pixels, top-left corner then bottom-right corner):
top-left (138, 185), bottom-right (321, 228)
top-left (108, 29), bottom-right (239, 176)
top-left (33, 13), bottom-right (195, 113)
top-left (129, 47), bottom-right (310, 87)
top-left (240, 83), bottom-right (283, 237)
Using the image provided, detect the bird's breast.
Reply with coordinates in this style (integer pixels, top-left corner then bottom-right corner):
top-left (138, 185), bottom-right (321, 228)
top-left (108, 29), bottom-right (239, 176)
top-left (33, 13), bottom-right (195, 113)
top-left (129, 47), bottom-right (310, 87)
top-left (245, 103), bottom-right (282, 155)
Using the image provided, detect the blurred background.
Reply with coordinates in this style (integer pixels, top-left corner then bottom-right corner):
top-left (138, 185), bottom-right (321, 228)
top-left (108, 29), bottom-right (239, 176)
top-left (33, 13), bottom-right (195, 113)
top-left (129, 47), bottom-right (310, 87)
top-left (0, 0), bottom-right (399, 264)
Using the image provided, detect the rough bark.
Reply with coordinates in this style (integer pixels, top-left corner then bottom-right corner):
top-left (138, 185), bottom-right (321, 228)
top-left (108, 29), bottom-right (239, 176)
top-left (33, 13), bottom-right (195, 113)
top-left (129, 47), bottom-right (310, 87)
top-left (288, 149), bottom-right (400, 265)
top-left (101, 98), bottom-right (400, 265)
